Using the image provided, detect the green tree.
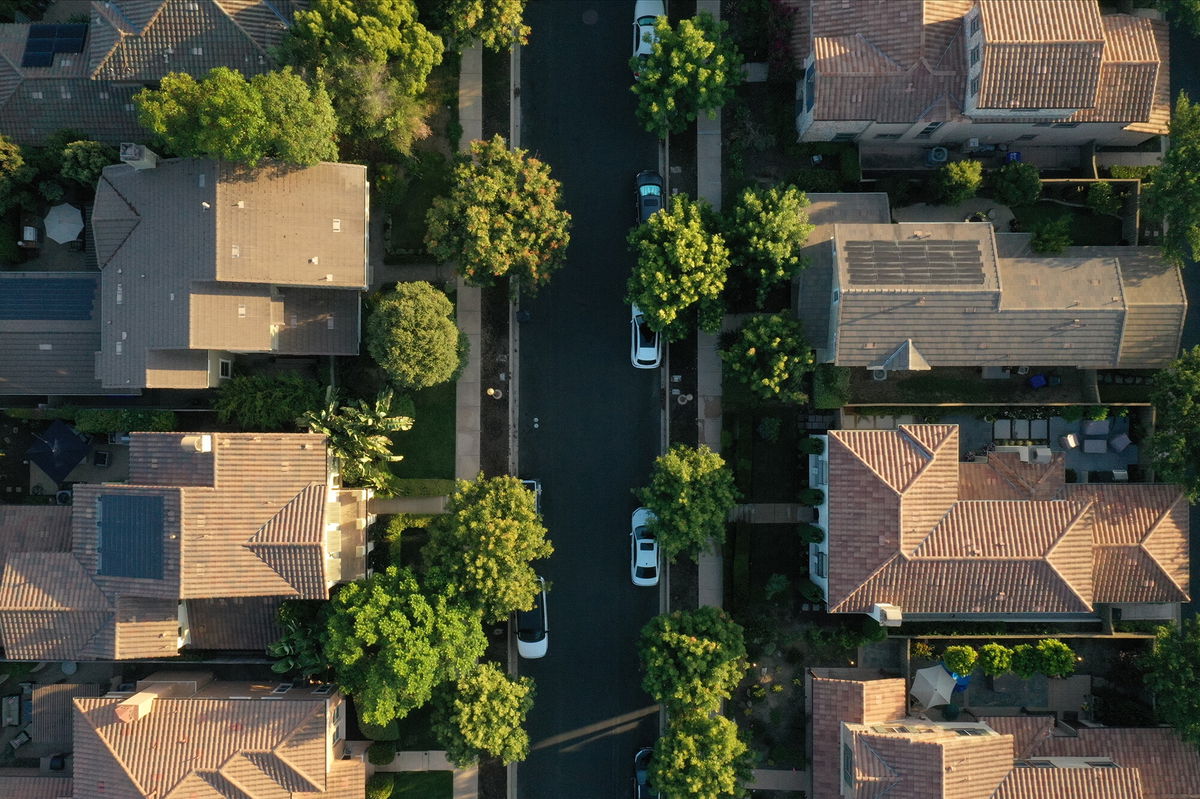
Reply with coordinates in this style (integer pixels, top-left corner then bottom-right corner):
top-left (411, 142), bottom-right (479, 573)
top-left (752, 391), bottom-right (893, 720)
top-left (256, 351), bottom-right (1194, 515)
top-left (1035, 638), bottom-right (1076, 678)
top-left (723, 184), bottom-right (813, 307)
top-left (322, 60), bottom-right (434, 156)
top-left (59, 140), bottom-right (117, 187)
top-left (1086, 181), bottom-right (1122, 216)
top-left (1030, 215), bottom-right (1072, 255)
top-left (991, 161), bottom-right (1042, 208)
top-left (268, 600), bottom-right (331, 679)
top-left (934, 160), bottom-right (983, 205)
top-left (977, 643), bottom-right (1013, 677)
top-left (1142, 618), bottom-right (1200, 746)
top-left (631, 12), bottom-right (744, 138)
top-left (1148, 346), bottom-right (1200, 500)
top-left (134, 67), bottom-right (338, 165)
top-left (639, 607), bottom-right (747, 714)
top-left (0, 135), bottom-right (34, 213)
top-left (367, 282), bottom-right (468, 391)
top-left (433, 663), bottom-right (535, 766)
top-left (650, 713), bottom-right (752, 799)
top-left (436, 0), bottom-right (530, 52)
top-left (426, 135), bottom-right (572, 294)
top-left (300, 388), bottom-right (414, 492)
top-left (1162, 0), bottom-right (1200, 37)
top-left (215, 373), bottom-right (325, 431)
top-left (719, 313), bottom-right (815, 404)
top-left (425, 475), bottom-right (553, 622)
top-left (324, 566), bottom-right (485, 726)
top-left (1145, 92), bottom-right (1200, 265)
top-left (638, 444), bottom-right (740, 561)
top-left (942, 645), bottom-right (978, 676)
top-left (627, 194), bottom-right (729, 341)
top-left (1011, 643), bottom-right (1039, 679)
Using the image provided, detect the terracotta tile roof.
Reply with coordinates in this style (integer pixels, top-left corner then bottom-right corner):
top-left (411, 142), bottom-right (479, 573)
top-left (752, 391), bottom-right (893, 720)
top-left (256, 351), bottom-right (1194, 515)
top-left (0, 776), bottom-right (72, 798)
top-left (1121, 16), bottom-right (1170, 135)
top-left (852, 730), bottom-right (1014, 799)
top-left (185, 596), bottom-right (284, 650)
top-left (0, 506), bottom-right (71, 559)
top-left (977, 715), bottom-right (1054, 758)
top-left (826, 425), bottom-right (1189, 615)
top-left (994, 767), bottom-right (1146, 799)
top-left (810, 674), bottom-right (908, 799)
top-left (1032, 727), bottom-right (1200, 799)
top-left (0, 552), bottom-right (111, 660)
top-left (31, 683), bottom-right (101, 750)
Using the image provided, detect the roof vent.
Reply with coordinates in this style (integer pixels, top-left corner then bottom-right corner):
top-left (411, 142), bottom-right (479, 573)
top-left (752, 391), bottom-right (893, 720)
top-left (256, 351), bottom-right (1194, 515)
top-left (119, 143), bottom-right (159, 170)
top-left (309, 256), bottom-right (319, 265)
top-left (332, 218), bottom-right (342, 232)
top-left (181, 434), bottom-right (212, 454)
top-left (201, 201), bottom-right (211, 209)
top-left (235, 200), bottom-right (244, 208)
top-left (324, 274), bottom-right (334, 281)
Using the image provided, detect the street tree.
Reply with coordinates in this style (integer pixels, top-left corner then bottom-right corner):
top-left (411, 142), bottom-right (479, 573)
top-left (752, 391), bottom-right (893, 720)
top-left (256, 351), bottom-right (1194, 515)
top-left (432, 662), bottom-right (535, 766)
top-left (436, 0), bottom-right (530, 52)
top-left (934, 160), bottom-right (982, 205)
top-left (1142, 617), bottom-right (1200, 747)
top-left (59, 139), bottom-right (117, 186)
top-left (639, 607), bottom-right (747, 713)
top-left (366, 282), bottom-right (468, 391)
top-left (631, 12), bottom-right (744, 138)
top-left (1145, 92), bottom-right (1200, 265)
top-left (627, 194), bottom-right (729, 341)
top-left (425, 474), bottom-right (553, 622)
top-left (649, 713), bottom-right (752, 799)
top-left (991, 161), bottom-right (1042, 208)
top-left (723, 184), bottom-right (813, 307)
top-left (300, 388), bottom-right (413, 492)
top-left (324, 566), bottom-right (485, 726)
top-left (638, 444), bottom-right (740, 560)
top-left (719, 313), bottom-right (815, 404)
top-left (426, 135), bottom-right (571, 293)
top-left (215, 372), bottom-right (325, 431)
top-left (1148, 345), bottom-right (1200, 500)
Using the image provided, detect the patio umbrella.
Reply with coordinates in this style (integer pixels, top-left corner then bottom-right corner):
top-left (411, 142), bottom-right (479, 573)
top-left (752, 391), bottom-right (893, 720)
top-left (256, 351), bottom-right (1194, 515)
top-left (43, 203), bottom-right (83, 245)
top-left (911, 664), bottom-right (957, 708)
top-left (25, 419), bottom-right (90, 484)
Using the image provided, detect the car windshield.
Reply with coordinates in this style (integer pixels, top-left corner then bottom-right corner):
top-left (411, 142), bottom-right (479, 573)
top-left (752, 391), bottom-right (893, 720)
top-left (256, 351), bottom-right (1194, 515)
top-left (637, 15), bottom-right (658, 26)
top-left (639, 184), bottom-right (661, 197)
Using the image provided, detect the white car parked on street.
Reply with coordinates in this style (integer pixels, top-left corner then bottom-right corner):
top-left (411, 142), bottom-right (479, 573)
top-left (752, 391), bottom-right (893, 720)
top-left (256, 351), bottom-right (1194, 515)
top-left (630, 507), bottom-right (660, 587)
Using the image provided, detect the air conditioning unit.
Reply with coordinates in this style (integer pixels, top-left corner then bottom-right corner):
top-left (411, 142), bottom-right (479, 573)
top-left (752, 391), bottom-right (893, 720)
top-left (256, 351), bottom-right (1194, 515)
top-left (870, 603), bottom-right (903, 627)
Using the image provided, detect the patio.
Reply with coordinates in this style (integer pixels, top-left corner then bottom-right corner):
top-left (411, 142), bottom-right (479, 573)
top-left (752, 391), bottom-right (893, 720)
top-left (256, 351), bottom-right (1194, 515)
top-left (859, 143), bottom-right (1085, 173)
top-left (29, 436), bottom-right (131, 497)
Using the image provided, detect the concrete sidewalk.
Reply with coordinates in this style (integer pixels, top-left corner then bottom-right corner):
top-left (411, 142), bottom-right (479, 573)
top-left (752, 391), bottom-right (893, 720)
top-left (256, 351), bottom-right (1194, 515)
top-left (455, 43), bottom-right (484, 481)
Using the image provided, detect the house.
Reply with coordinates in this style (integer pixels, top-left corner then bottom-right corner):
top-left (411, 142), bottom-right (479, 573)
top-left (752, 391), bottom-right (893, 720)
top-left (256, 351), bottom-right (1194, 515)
top-left (809, 669), bottom-right (1200, 799)
top-left (0, 432), bottom-right (372, 660)
top-left (785, 0), bottom-right (1170, 147)
top-left (0, 671), bottom-right (364, 799)
top-left (793, 194), bottom-right (1185, 373)
top-left (807, 424), bottom-right (1188, 623)
top-left (0, 0), bottom-right (304, 145)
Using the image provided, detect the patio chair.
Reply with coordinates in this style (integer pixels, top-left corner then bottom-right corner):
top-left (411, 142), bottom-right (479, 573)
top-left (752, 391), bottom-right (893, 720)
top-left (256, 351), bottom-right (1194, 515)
top-left (1083, 419), bottom-right (1111, 437)
top-left (1060, 433), bottom-right (1079, 450)
top-left (1083, 438), bottom-right (1107, 454)
top-left (993, 419), bottom-right (1011, 440)
top-left (1030, 419), bottom-right (1048, 440)
top-left (1109, 433), bottom-right (1131, 453)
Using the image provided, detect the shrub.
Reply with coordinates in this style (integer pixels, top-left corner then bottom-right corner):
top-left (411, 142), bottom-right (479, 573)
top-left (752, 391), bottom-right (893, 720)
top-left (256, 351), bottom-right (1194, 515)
top-left (214, 372), bottom-right (325, 431)
top-left (876, 174), bottom-right (915, 207)
top-left (991, 162), bottom-right (1042, 207)
top-left (934, 160), bottom-right (983, 205)
top-left (74, 408), bottom-right (176, 434)
top-left (1011, 643), bottom-right (1039, 678)
top-left (1084, 405), bottom-right (1109, 421)
top-left (798, 579), bottom-right (824, 603)
top-left (798, 436), bottom-right (825, 455)
top-left (1109, 164), bottom-right (1157, 181)
top-left (366, 282), bottom-right (469, 391)
top-left (789, 167), bottom-right (842, 193)
top-left (1036, 638), bottom-right (1076, 678)
top-left (813, 364), bottom-right (851, 409)
top-left (978, 643), bottom-right (1013, 676)
top-left (719, 313), bottom-right (815, 404)
top-left (1031, 216), bottom-right (1071, 254)
top-left (799, 487), bottom-right (824, 506)
top-left (367, 741), bottom-right (395, 766)
top-left (942, 645), bottom-right (978, 676)
top-left (1086, 181), bottom-right (1122, 216)
top-left (764, 573), bottom-right (790, 600)
top-left (911, 641), bottom-right (935, 661)
top-left (1059, 406), bottom-right (1085, 423)
top-left (757, 417), bottom-right (782, 441)
top-left (366, 772), bottom-right (394, 799)
top-left (797, 523), bottom-right (824, 544)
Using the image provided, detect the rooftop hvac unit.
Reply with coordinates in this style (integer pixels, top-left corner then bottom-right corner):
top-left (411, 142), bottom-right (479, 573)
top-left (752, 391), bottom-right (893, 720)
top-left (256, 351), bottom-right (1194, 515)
top-left (870, 603), bottom-right (903, 627)
top-left (119, 143), bottom-right (159, 170)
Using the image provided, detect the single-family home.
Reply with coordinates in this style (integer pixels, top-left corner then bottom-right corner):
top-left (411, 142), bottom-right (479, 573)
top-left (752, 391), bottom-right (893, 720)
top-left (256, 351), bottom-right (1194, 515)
top-left (785, 0), bottom-right (1170, 147)
top-left (810, 669), bottom-right (1200, 799)
top-left (0, 431), bottom-right (372, 660)
top-left (807, 424), bottom-right (1188, 624)
top-left (793, 194), bottom-right (1185, 374)
top-left (0, 0), bottom-right (304, 145)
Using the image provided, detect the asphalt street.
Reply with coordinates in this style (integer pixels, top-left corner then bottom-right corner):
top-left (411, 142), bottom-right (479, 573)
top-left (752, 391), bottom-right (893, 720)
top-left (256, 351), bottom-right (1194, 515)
top-left (516, 2), bottom-right (664, 797)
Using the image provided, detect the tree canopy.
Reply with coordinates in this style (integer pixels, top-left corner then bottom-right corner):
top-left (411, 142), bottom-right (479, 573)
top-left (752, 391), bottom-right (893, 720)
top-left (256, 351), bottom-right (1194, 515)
top-left (367, 282), bottom-right (468, 391)
top-left (426, 135), bottom-right (572, 293)
top-left (719, 313), bottom-right (815, 404)
top-left (990, 161), bottom-right (1042, 208)
top-left (1142, 618), bottom-right (1200, 747)
top-left (723, 184), bottom-right (813, 307)
top-left (638, 444), bottom-right (739, 560)
top-left (1030, 216), bottom-right (1072, 255)
top-left (59, 140), bottom-right (118, 187)
top-left (300, 388), bottom-right (413, 492)
top-left (631, 12), bottom-right (744, 138)
top-left (325, 566), bottom-right (484, 726)
top-left (433, 662), bottom-right (535, 766)
top-left (0, 135), bottom-right (33, 214)
top-left (639, 607), bottom-right (747, 713)
top-left (627, 194), bottom-right (729, 341)
top-left (649, 713), bottom-right (752, 799)
top-left (1145, 92), bottom-right (1200, 265)
top-left (215, 372), bottom-right (325, 431)
top-left (134, 67), bottom-right (338, 165)
top-left (934, 160), bottom-right (982, 205)
top-left (436, 0), bottom-right (530, 52)
top-left (1148, 345), bottom-right (1200, 500)
top-left (425, 475), bottom-right (553, 622)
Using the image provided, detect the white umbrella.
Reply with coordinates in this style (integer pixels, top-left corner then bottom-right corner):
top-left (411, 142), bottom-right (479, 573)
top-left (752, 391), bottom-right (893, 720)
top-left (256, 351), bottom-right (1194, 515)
top-left (911, 664), bottom-right (957, 708)
top-left (44, 203), bottom-right (83, 244)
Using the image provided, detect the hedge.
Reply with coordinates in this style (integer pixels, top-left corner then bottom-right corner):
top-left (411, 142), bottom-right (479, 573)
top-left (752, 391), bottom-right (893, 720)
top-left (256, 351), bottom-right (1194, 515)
top-left (74, 408), bottom-right (176, 433)
top-left (813, 364), bottom-right (851, 409)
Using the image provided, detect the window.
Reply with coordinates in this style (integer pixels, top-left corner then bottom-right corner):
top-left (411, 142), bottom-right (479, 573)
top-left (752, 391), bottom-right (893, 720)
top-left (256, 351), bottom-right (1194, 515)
top-left (969, 45), bottom-right (980, 66)
top-left (219, 359), bottom-right (232, 379)
top-left (832, 132), bottom-right (858, 142)
top-left (954, 727), bottom-right (988, 736)
top-left (271, 683), bottom-right (293, 694)
top-left (804, 65), bottom-right (817, 112)
top-left (969, 75), bottom-right (980, 97)
top-left (874, 133), bottom-right (902, 140)
top-left (1033, 122), bottom-right (1052, 127)
top-left (915, 122), bottom-right (943, 139)
top-left (1086, 761), bottom-right (1118, 768)
top-left (815, 551), bottom-right (827, 578)
top-left (969, 15), bottom-right (980, 36)
top-left (843, 743), bottom-right (855, 787)
top-left (1053, 122), bottom-right (1080, 128)
top-left (1016, 134), bottom-right (1037, 141)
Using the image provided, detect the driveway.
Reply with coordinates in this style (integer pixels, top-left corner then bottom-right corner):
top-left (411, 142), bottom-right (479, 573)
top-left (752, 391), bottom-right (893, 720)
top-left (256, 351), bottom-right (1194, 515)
top-left (516, 2), bottom-right (663, 797)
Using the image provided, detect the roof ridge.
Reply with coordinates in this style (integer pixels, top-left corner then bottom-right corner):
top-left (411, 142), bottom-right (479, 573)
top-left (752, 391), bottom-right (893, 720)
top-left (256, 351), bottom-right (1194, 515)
top-left (210, 0), bottom-right (271, 55)
top-left (271, 707), bottom-right (330, 791)
top-left (85, 697), bottom-right (154, 797)
top-left (830, 554), bottom-right (901, 613)
top-left (829, 431), bottom-right (906, 498)
top-left (1043, 499), bottom-right (1095, 608)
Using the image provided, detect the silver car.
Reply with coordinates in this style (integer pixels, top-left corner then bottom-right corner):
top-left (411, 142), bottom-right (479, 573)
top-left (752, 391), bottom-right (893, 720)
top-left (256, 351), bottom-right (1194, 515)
top-left (516, 576), bottom-right (548, 659)
top-left (630, 304), bottom-right (662, 369)
top-left (631, 0), bottom-right (666, 80)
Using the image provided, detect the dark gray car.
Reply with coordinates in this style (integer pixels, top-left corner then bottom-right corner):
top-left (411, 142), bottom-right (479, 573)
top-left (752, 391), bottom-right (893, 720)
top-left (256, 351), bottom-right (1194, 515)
top-left (635, 170), bottom-right (664, 223)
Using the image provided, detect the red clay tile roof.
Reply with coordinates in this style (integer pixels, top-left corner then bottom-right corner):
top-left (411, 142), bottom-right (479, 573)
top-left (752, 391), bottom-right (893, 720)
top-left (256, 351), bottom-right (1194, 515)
top-left (978, 715), bottom-right (1055, 759)
top-left (827, 426), bottom-right (1189, 615)
top-left (1031, 727), bottom-right (1200, 799)
top-left (810, 673), bottom-right (908, 799)
top-left (994, 767), bottom-right (1146, 799)
top-left (852, 730), bottom-right (1014, 799)
top-left (0, 776), bottom-right (72, 798)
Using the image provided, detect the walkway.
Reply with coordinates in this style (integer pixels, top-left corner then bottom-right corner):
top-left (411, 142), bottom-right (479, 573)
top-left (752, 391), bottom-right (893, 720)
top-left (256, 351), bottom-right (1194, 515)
top-left (455, 43), bottom-right (484, 481)
top-left (368, 495), bottom-right (447, 515)
top-left (370, 749), bottom-right (478, 799)
top-left (727, 504), bottom-right (814, 524)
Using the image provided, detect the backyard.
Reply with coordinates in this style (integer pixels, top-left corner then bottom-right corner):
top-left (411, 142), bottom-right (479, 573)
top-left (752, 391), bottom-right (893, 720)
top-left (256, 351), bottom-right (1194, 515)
top-left (1009, 200), bottom-right (1125, 246)
top-left (846, 366), bottom-right (1093, 405)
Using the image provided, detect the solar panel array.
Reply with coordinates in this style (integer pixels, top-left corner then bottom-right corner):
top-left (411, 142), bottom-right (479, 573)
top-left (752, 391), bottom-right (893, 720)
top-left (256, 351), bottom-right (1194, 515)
top-left (844, 240), bottom-right (986, 285)
top-left (97, 493), bottom-right (165, 580)
top-left (21, 23), bottom-right (87, 68)
top-left (0, 277), bottom-right (96, 320)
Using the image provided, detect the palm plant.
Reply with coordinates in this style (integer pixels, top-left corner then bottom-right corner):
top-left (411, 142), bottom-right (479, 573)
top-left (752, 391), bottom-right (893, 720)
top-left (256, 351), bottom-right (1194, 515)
top-left (300, 388), bottom-right (413, 493)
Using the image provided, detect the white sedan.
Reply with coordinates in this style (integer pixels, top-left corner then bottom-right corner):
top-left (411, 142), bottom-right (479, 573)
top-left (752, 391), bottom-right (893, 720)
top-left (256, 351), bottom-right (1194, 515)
top-left (630, 507), bottom-right (660, 587)
top-left (516, 576), bottom-right (548, 659)
top-left (630, 304), bottom-right (662, 369)
top-left (632, 0), bottom-right (666, 80)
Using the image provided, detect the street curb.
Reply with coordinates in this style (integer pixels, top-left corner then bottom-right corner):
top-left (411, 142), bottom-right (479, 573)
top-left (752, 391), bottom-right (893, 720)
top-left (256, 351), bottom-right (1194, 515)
top-left (507, 34), bottom-right (523, 799)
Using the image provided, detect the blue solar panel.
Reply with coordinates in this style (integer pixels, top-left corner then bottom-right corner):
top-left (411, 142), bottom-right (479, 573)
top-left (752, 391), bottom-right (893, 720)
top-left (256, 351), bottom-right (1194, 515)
top-left (20, 51), bottom-right (52, 68)
top-left (54, 37), bottom-right (85, 54)
top-left (23, 23), bottom-right (89, 65)
top-left (98, 494), bottom-right (164, 580)
top-left (25, 38), bottom-right (52, 53)
top-left (28, 24), bottom-right (55, 38)
top-left (0, 277), bottom-right (96, 320)
top-left (57, 23), bottom-right (87, 39)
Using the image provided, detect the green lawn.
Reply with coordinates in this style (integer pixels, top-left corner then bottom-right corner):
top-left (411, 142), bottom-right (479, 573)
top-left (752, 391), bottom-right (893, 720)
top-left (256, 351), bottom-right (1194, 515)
top-left (390, 380), bottom-right (456, 480)
top-left (391, 771), bottom-right (453, 798)
top-left (1011, 201), bottom-right (1122, 246)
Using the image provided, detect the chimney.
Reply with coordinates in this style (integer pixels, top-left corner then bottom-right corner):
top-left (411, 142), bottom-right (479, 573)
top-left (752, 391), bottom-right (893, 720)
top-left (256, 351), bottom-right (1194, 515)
top-left (180, 434), bottom-right (212, 453)
top-left (115, 688), bottom-right (162, 723)
top-left (119, 143), bottom-right (160, 170)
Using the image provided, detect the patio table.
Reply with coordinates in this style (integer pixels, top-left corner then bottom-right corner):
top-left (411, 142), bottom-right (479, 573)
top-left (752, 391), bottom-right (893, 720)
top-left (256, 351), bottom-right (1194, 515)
top-left (1083, 438), bottom-right (1107, 454)
top-left (1013, 419), bottom-right (1030, 439)
top-left (993, 419), bottom-right (1011, 439)
top-left (1083, 419), bottom-right (1111, 436)
top-left (1030, 419), bottom-right (1048, 440)
top-left (1109, 433), bottom-right (1131, 453)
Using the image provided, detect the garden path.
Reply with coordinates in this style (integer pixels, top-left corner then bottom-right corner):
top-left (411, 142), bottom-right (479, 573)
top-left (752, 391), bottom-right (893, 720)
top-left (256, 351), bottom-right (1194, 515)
top-left (727, 503), bottom-right (814, 523)
top-left (892, 198), bottom-right (1015, 230)
top-left (368, 495), bottom-right (448, 515)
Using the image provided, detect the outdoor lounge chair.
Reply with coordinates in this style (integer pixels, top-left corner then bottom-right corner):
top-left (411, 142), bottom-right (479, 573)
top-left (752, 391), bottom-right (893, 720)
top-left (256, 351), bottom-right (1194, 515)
top-left (993, 419), bottom-right (1012, 439)
top-left (1060, 433), bottom-right (1079, 449)
top-left (1083, 419), bottom-right (1111, 436)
